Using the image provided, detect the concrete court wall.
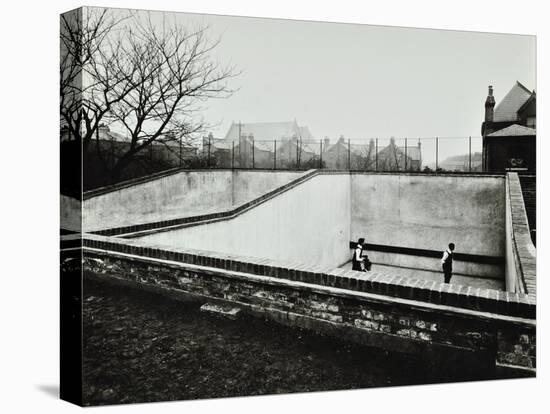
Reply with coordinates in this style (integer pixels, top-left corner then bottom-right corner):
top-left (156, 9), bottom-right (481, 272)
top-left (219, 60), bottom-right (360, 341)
top-left (83, 170), bottom-right (304, 232)
top-left (61, 195), bottom-right (81, 232)
top-left (232, 170), bottom-right (304, 205)
top-left (136, 174), bottom-right (352, 269)
top-left (351, 174), bottom-right (506, 276)
top-left (365, 251), bottom-right (502, 279)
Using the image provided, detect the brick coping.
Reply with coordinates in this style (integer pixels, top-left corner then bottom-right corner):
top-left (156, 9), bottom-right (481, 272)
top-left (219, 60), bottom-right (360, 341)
top-left (73, 233), bottom-right (535, 320)
top-left (507, 173), bottom-right (536, 301)
top-left (349, 171), bottom-right (505, 178)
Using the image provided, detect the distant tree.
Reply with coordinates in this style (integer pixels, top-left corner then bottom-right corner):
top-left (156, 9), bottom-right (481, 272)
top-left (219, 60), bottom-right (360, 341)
top-left (353, 143), bottom-right (376, 170)
top-left (60, 8), bottom-right (239, 181)
top-left (287, 157), bottom-right (325, 170)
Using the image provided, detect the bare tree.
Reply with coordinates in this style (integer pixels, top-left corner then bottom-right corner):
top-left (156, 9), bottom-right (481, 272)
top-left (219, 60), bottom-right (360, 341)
top-left (60, 8), bottom-right (133, 150)
top-left (107, 16), bottom-right (237, 178)
top-left (60, 8), bottom-right (238, 181)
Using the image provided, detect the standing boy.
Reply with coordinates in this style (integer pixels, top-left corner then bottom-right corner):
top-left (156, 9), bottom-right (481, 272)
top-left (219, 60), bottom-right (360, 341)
top-left (441, 242), bottom-right (455, 283)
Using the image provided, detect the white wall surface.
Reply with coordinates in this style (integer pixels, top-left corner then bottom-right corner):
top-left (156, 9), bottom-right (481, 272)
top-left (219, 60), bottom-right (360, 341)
top-left (83, 170), bottom-right (305, 232)
top-left (137, 174), bottom-right (352, 268)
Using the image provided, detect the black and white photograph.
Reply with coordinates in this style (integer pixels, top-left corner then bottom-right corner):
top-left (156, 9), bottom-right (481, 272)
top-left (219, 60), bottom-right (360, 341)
top-left (2, 1), bottom-right (547, 413)
top-left (57, 4), bottom-right (540, 407)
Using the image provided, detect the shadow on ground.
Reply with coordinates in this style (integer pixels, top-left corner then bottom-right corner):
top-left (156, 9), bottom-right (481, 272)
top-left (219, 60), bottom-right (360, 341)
top-left (36, 384), bottom-right (59, 399)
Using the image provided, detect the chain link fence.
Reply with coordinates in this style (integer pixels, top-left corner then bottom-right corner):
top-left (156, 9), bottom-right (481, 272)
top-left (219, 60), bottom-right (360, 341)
top-left (201, 136), bottom-right (483, 172)
top-left (80, 135), bottom-right (484, 190)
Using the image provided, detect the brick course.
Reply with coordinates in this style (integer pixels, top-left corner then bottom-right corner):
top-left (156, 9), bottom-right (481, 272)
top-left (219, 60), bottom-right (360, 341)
top-left (80, 234), bottom-right (535, 319)
top-left (80, 245), bottom-right (536, 373)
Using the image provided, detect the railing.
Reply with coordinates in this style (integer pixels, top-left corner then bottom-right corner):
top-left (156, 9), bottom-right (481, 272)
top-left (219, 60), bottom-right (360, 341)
top-left (198, 136), bottom-right (483, 173)
top-left (78, 136), bottom-right (486, 191)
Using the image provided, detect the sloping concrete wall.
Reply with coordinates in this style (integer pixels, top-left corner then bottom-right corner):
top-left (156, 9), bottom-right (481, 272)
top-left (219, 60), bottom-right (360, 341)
top-left (83, 170), bottom-right (233, 232)
top-left (136, 174), bottom-right (351, 268)
top-left (83, 170), bottom-right (305, 232)
top-left (232, 170), bottom-right (303, 205)
top-left (351, 174), bottom-right (506, 271)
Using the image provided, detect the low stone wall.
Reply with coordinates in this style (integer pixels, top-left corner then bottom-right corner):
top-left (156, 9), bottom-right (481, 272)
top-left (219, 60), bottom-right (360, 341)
top-left (81, 234), bottom-right (534, 318)
top-left (77, 234), bottom-right (535, 374)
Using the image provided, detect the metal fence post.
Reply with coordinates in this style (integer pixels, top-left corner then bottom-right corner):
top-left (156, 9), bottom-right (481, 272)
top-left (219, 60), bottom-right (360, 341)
top-left (319, 139), bottom-right (323, 169)
top-left (405, 138), bottom-right (408, 171)
top-left (297, 139), bottom-right (301, 169)
top-left (274, 140), bottom-right (277, 169)
top-left (238, 121), bottom-right (242, 169)
top-left (295, 140), bottom-right (299, 169)
top-left (375, 138), bottom-right (378, 171)
top-left (348, 139), bottom-right (351, 170)
top-left (208, 136), bottom-right (211, 168)
top-left (435, 137), bottom-right (439, 172)
top-left (469, 136), bottom-right (472, 172)
top-left (179, 137), bottom-right (182, 168)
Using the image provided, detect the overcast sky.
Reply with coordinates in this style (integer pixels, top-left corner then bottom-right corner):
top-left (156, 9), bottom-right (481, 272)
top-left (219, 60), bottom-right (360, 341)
top-left (112, 8), bottom-right (536, 161)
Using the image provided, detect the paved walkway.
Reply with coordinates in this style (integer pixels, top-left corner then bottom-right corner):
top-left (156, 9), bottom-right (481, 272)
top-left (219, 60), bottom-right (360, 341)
top-left (338, 261), bottom-right (504, 291)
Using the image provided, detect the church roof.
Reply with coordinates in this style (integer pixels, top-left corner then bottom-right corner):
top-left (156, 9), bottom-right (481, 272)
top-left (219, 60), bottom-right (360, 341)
top-left (224, 121), bottom-right (314, 142)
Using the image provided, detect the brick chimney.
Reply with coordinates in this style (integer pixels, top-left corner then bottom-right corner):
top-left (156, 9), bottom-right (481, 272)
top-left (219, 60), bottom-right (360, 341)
top-left (485, 85), bottom-right (495, 122)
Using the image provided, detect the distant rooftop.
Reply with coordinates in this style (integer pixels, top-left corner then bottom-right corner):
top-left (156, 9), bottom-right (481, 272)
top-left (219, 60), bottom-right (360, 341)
top-left (224, 120), bottom-right (314, 142)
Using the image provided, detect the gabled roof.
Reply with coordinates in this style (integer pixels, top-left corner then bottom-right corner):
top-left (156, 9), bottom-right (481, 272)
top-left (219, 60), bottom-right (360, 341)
top-left (377, 143), bottom-right (421, 161)
top-left (324, 139), bottom-right (421, 161)
top-left (487, 124), bottom-right (536, 137)
top-left (399, 146), bottom-right (421, 161)
top-left (224, 121), bottom-right (313, 142)
top-left (518, 91), bottom-right (536, 115)
top-left (275, 139), bottom-right (322, 156)
top-left (493, 81), bottom-right (534, 122)
top-left (298, 126), bottom-right (314, 140)
top-left (299, 139), bottom-right (322, 155)
top-left (324, 139), bottom-right (348, 153)
top-left (98, 126), bottom-right (128, 142)
top-left (209, 138), bottom-right (233, 150)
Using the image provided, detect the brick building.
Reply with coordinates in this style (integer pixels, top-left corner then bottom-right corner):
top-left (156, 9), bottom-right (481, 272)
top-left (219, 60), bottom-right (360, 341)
top-left (218, 120), bottom-right (316, 168)
top-left (481, 82), bottom-right (536, 172)
top-left (376, 138), bottom-right (422, 171)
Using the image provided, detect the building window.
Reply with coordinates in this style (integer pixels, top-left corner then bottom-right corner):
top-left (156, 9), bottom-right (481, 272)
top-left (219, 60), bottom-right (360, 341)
top-left (527, 116), bottom-right (536, 129)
